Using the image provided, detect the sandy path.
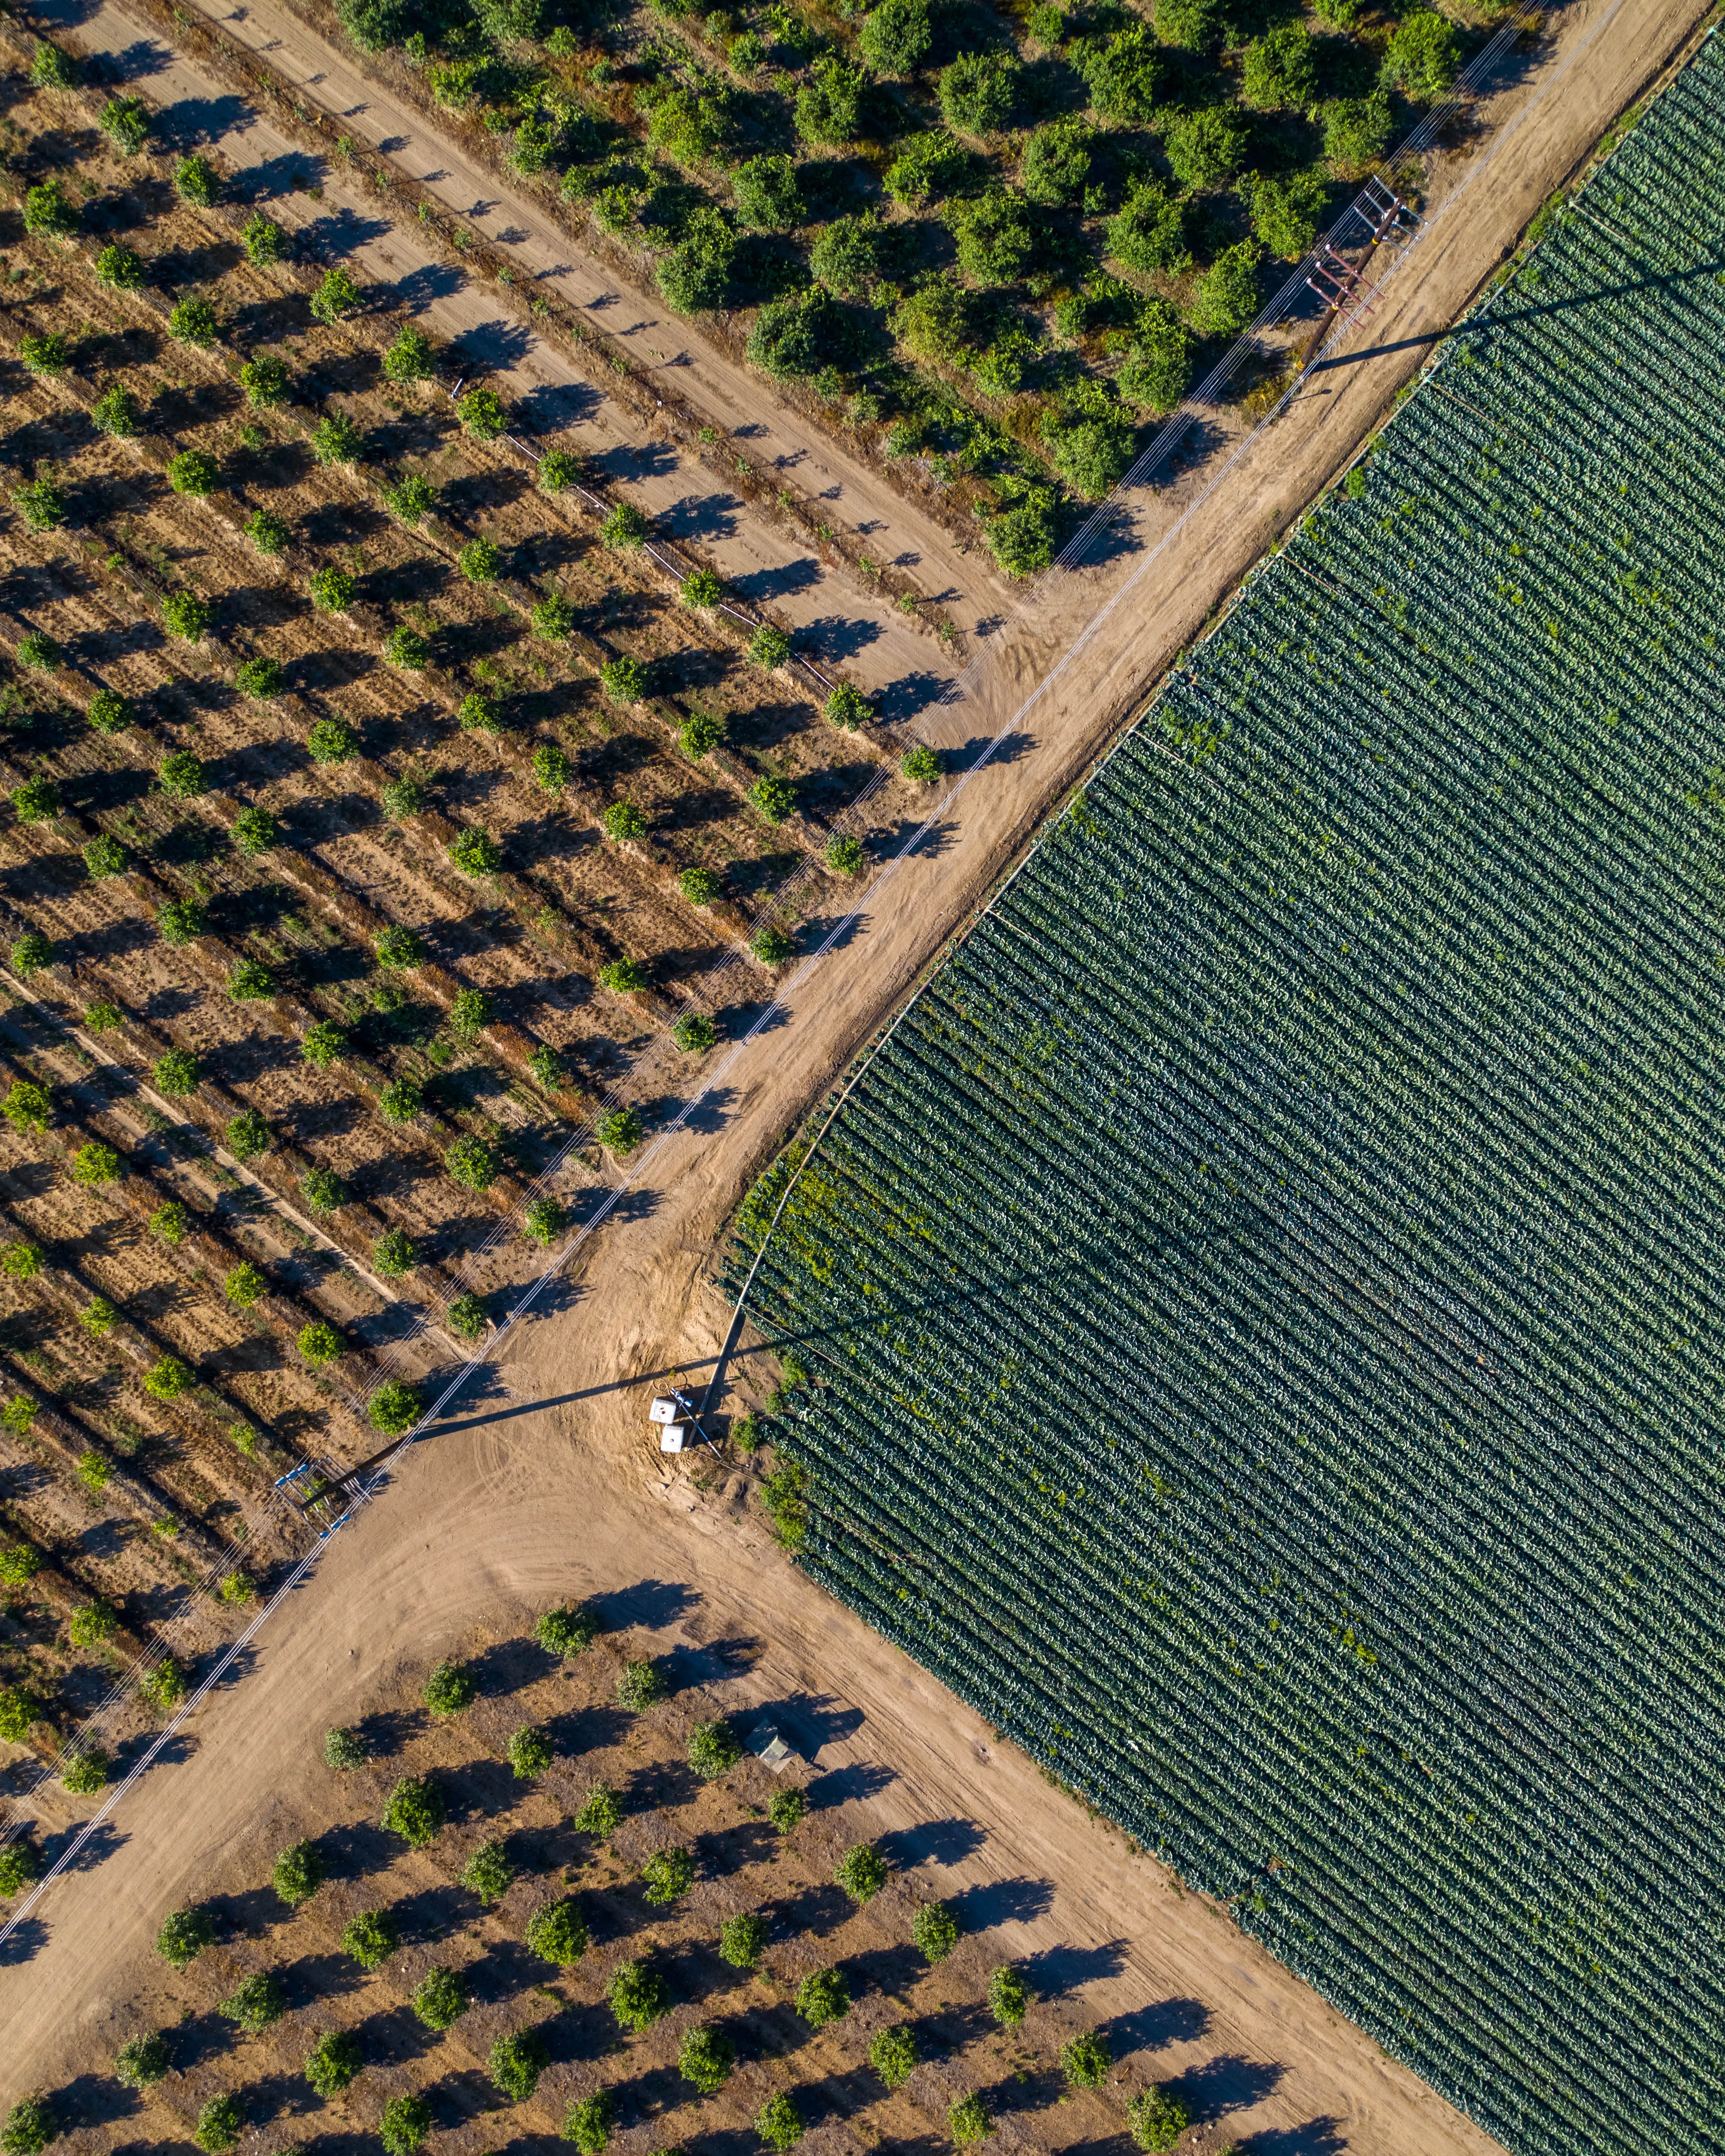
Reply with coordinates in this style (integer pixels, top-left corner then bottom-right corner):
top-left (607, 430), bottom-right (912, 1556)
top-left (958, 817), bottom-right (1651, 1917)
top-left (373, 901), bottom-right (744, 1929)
top-left (37, 0), bottom-right (962, 713)
top-left (4, 0), bottom-right (1710, 2144)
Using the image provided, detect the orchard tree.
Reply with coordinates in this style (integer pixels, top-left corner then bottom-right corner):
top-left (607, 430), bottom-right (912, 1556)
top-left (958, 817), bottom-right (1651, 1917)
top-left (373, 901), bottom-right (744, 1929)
top-left (689, 1717), bottom-right (742, 1780)
top-left (526, 1896), bottom-right (588, 1965)
top-left (341, 1907), bottom-right (399, 1969)
top-left (679, 2023), bottom-right (735, 2093)
top-left (382, 1773), bottom-right (444, 1844)
top-left (835, 1842), bottom-right (888, 1903)
top-left (413, 1964), bottom-right (470, 2029)
top-left (609, 1958), bottom-right (669, 2032)
top-left (304, 2029), bottom-right (362, 2097)
top-left (1126, 2086), bottom-right (1190, 2152)
top-left (114, 2033), bottom-right (170, 2088)
top-left (324, 1725), bottom-right (365, 1770)
top-left (274, 1839), bottom-right (325, 1907)
top-left (380, 2096), bottom-right (431, 2156)
top-left (562, 2092), bottom-right (614, 2154)
top-left (509, 1724), bottom-right (553, 1779)
top-left (156, 1905), bottom-right (215, 1968)
top-left (914, 1900), bottom-right (960, 1964)
top-left (769, 1787), bottom-right (806, 1834)
top-left (988, 1963), bottom-right (1029, 2027)
top-left (489, 2029), bottom-right (549, 2101)
top-left (797, 1966), bottom-right (849, 2027)
top-left (462, 1840), bottom-right (515, 1905)
top-left (870, 2024), bottom-right (918, 2087)
top-left (755, 2094), bottom-right (802, 2151)
top-left (576, 1781), bottom-right (622, 1835)
top-left (1061, 2029), bottom-right (1110, 2088)
top-left (219, 1970), bottom-right (286, 2032)
top-left (425, 1658), bottom-right (477, 1716)
top-left (719, 1909), bottom-right (768, 1968)
top-left (616, 1657), bottom-right (666, 1711)
top-left (641, 1846), bottom-right (695, 1905)
top-left (537, 1603), bottom-right (598, 1656)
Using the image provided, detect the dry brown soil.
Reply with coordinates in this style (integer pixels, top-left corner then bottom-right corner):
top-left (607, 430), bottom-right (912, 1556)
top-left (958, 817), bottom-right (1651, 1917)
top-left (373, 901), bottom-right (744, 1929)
top-left (2, 0), bottom-right (1712, 2148)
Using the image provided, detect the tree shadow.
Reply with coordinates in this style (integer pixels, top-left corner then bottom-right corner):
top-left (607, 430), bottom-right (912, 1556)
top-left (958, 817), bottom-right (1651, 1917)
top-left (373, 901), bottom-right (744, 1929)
top-left (947, 1875), bottom-right (1053, 1931)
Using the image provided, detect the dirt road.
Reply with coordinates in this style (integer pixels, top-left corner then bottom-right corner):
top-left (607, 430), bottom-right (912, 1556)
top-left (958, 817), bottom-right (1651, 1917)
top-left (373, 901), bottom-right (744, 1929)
top-left (4, 0), bottom-right (1710, 2145)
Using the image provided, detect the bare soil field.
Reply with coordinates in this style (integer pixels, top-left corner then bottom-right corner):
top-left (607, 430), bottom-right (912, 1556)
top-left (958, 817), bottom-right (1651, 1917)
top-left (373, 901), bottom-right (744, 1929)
top-left (0, 0), bottom-right (1710, 2149)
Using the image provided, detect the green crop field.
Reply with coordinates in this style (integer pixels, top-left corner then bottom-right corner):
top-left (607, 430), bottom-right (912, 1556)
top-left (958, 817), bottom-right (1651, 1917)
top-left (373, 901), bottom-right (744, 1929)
top-left (731, 39), bottom-right (1725, 2156)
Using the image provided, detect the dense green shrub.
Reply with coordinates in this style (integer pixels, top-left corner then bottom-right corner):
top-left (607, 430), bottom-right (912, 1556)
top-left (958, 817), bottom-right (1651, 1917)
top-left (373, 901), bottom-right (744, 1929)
top-left (596, 1106), bottom-right (644, 1154)
top-left (384, 325), bottom-right (435, 382)
top-left (462, 1840), bottom-right (515, 1905)
top-left (950, 2096), bottom-right (992, 2146)
top-left (243, 211), bottom-right (289, 264)
top-left (1381, 7), bottom-right (1460, 98)
top-left (988, 1963), bottom-right (1029, 2026)
top-left (914, 1899), bottom-right (961, 1963)
top-left (755, 2093), bottom-right (803, 2151)
top-left (609, 1957), bottom-right (669, 2031)
top-left (1242, 21), bottom-right (1314, 107)
top-left (1324, 89), bottom-right (1394, 165)
top-left (617, 1657), bottom-right (666, 1710)
top-left (749, 622), bottom-right (791, 669)
top-left (1126, 2086), bottom-right (1189, 2152)
top-left (673, 1011), bottom-right (718, 1053)
top-left (537, 1603), bottom-right (598, 1656)
top-left (1079, 27), bottom-right (1159, 123)
top-left (158, 1906), bottom-right (216, 1975)
top-left (1190, 240), bottom-right (1263, 338)
top-left (719, 1908), bottom-right (768, 1966)
top-left (561, 2091), bottom-right (614, 2153)
top-left (458, 387), bottom-right (509, 440)
top-left (382, 1773), bottom-right (443, 1842)
top-left (641, 1845), bottom-right (695, 1904)
top-left (599, 654), bottom-right (644, 701)
top-left (791, 1966), bottom-right (847, 2029)
top-left (679, 2023), bottom-right (735, 2093)
top-left (193, 2097), bottom-right (243, 2156)
top-left (380, 2096), bottom-right (431, 2156)
top-left (688, 1717), bottom-right (742, 1779)
top-left (22, 180), bottom-right (76, 239)
top-left (114, 2033), bottom-right (170, 2088)
top-left (312, 412), bottom-right (364, 465)
top-left (311, 266), bottom-right (363, 324)
top-left (835, 1842), bottom-right (888, 1902)
top-left (374, 1228), bottom-right (416, 1279)
top-left (444, 1134), bottom-right (499, 1191)
top-left (31, 43), bottom-right (76, 88)
top-left (508, 1723), bottom-right (554, 1779)
top-left (274, 1840), bottom-right (325, 1906)
top-left (527, 1896), bottom-right (589, 1963)
top-left (734, 153), bottom-right (805, 231)
top-left (449, 827), bottom-right (501, 875)
top-left (1163, 104), bottom-right (1247, 189)
top-left (304, 2029), bottom-right (362, 2097)
top-left (342, 1907), bottom-right (399, 1968)
top-left (424, 1658), bottom-right (477, 1716)
top-left (576, 1780), bottom-right (622, 1835)
top-left (220, 1970), bottom-right (286, 2032)
top-left (870, 2023), bottom-right (918, 2087)
top-left (752, 924), bottom-right (795, 966)
top-left (489, 2028), bottom-right (549, 2101)
top-left (940, 50), bottom-right (1018, 134)
top-left (1061, 2029), bottom-right (1110, 2088)
top-left (413, 1964), bottom-right (469, 2029)
top-left (241, 355), bottom-right (289, 407)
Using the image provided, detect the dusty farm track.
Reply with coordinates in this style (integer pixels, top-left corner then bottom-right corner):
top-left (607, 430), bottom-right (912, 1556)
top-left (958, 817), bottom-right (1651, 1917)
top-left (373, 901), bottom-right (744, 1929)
top-left (0, 0), bottom-right (1711, 2146)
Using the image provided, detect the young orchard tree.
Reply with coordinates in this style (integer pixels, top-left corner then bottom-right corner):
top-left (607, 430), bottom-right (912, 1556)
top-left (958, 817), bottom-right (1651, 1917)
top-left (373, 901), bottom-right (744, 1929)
top-left (274, 1840), bottom-right (325, 1907)
top-left (575, 1781), bottom-right (622, 1835)
top-left (114, 2033), bottom-right (171, 2089)
top-left (914, 1900), bottom-right (960, 1964)
top-left (1126, 2086), bottom-right (1190, 2153)
top-left (870, 2024), bottom-right (918, 2088)
top-left (835, 1842), bottom-right (888, 1903)
top-left (1061, 2029), bottom-right (1110, 2088)
top-left (674, 1012), bottom-right (718, 1054)
top-left (988, 1963), bottom-right (1029, 2028)
top-left (219, 1970), bottom-right (286, 2032)
top-left (537, 1603), bottom-right (598, 1656)
top-left (424, 1658), bottom-right (478, 1717)
top-left (412, 1964), bottom-right (470, 2030)
top-left (719, 1909), bottom-right (768, 1969)
top-left (616, 1658), bottom-right (666, 1712)
top-left (688, 1717), bottom-right (742, 1780)
top-left (755, 2093), bottom-right (803, 2152)
top-left (489, 2029), bottom-right (549, 2102)
top-left (370, 1379), bottom-right (422, 1434)
top-left (640, 1846), bottom-right (695, 1905)
top-left (950, 2096), bottom-right (992, 2147)
top-left (380, 2096), bottom-right (431, 2156)
top-left (304, 2029), bottom-right (362, 2098)
top-left (156, 1905), bottom-right (215, 1969)
top-left (561, 2091), bottom-right (614, 2154)
top-left (382, 1773), bottom-right (444, 1844)
top-left (608, 1957), bottom-right (669, 2032)
top-left (194, 2096), bottom-right (243, 2155)
top-left (462, 1840), bottom-right (515, 1906)
top-left (509, 1724), bottom-right (554, 1779)
top-left (527, 1896), bottom-right (589, 1965)
top-left (769, 1787), bottom-right (807, 1834)
top-left (342, 1908), bottom-right (399, 1969)
top-left (325, 1725), bottom-right (366, 1771)
top-left (679, 2023), bottom-right (735, 2094)
top-left (797, 1966), bottom-right (850, 2027)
